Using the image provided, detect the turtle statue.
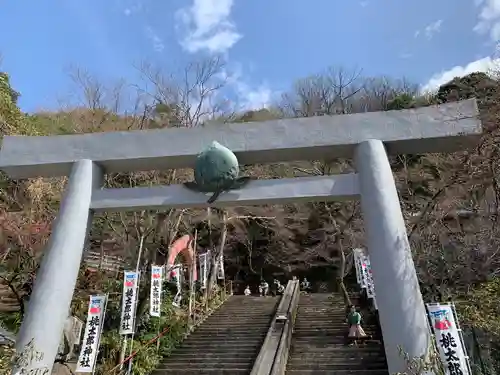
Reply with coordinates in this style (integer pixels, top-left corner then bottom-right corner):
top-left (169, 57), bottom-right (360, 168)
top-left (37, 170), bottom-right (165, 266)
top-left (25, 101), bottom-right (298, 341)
top-left (183, 141), bottom-right (252, 204)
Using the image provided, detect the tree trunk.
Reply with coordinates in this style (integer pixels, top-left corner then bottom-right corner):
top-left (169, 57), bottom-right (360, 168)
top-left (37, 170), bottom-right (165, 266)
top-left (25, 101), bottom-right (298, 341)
top-left (337, 238), bottom-right (352, 307)
top-left (204, 211), bottom-right (228, 308)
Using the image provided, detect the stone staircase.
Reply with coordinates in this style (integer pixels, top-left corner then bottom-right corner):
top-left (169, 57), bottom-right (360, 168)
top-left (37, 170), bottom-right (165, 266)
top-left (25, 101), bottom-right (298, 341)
top-left (155, 295), bottom-right (280, 375)
top-left (285, 292), bottom-right (388, 375)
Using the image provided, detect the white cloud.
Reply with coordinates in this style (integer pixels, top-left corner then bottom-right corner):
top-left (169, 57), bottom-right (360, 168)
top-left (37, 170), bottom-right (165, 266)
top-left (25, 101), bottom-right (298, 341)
top-left (175, 0), bottom-right (242, 54)
top-left (413, 20), bottom-right (443, 40)
top-left (399, 52), bottom-right (413, 59)
top-left (237, 83), bottom-right (274, 110)
top-left (120, 0), bottom-right (142, 17)
top-left (421, 56), bottom-right (500, 92)
top-left (424, 19), bottom-right (443, 39)
top-left (474, 0), bottom-right (500, 42)
top-left (145, 26), bottom-right (165, 52)
top-left (219, 65), bottom-right (279, 110)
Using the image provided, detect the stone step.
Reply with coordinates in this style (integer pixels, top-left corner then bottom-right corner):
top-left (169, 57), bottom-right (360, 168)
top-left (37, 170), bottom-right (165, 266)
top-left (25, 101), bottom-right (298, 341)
top-left (205, 315), bottom-right (273, 321)
top-left (285, 370), bottom-right (388, 375)
top-left (205, 318), bottom-right (272, 324)
top-left (288, 352), bottom-right (386, 360)
top-left (288, 356), bottom-right (387, 365)
top-left (194, 327), bottom-right (269, 333)
top-left (184, 335), bottom-right (266, 345)
top-left (293, 326), bottom-right (378, 330)
top-left (211, 304), bottom-right (278, 309)
top-left (185, 334), bottom-right (267, 341)
top-left (154, 369), bottom-right (250, 374)
top-left (197, 321), bottom-right (271, 327)
top-left (294, 328), bottom-right (381, 333)
top-left (292, 340), bottom-right (381, 346)
top-left (293, 325), bottom-right (379, 331)
top-left (160, 352), bottom-right (262, 360)
top-left (179, 341), bottom-right (261, 348)
top-left (172, 347), bottom-right (258, 355)
top-left (287, 363), bottom-right (387, 370)
top-left (290, 343), bottom-right (384, 353)
top-left (291, 335), bottom-right (379, 341)
top-left (157, 361), bottom-right (254, 369)
top-left (294, 322), bottom-right (379, 326)
top-left (223, 298), bottom-right (279, 304)
top-left (209, 312), bottom-right (275, 317)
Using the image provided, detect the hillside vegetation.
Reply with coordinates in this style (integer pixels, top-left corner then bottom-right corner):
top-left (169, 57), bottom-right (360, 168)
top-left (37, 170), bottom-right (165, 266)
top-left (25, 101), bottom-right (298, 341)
top-left (1, 59), bottom-right (500, 374)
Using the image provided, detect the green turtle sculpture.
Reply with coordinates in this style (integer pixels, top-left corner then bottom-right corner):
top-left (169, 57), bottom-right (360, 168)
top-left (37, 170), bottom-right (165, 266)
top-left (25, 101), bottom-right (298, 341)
top-left (184, 141), bottom-right (252, 204)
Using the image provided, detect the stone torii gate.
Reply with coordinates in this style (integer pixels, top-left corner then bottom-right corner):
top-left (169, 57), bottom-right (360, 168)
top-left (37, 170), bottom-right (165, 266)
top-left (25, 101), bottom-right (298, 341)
top-left (0, 99), bottom-right (481, 374)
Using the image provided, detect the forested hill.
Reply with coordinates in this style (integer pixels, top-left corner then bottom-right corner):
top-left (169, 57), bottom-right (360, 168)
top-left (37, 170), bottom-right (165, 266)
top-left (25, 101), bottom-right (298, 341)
top-left (1, 63), bottom-right (500, 371)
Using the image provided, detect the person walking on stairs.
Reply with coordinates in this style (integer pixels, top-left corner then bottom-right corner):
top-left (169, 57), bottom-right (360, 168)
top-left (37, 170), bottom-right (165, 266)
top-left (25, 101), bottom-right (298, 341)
top-left (259, 280), bottom-right (269, 296)
top-left (347, 305), bottom-right (367, 345)
top-left (244, 285), bottom-right (251, 296)
top-left (300, 277), bottom-right (311, 293)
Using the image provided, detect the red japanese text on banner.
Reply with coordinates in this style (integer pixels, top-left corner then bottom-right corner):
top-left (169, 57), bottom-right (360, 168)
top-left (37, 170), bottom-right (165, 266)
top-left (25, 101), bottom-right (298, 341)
top-left (76, 295), bottom-right (107, 373)
top-left (150, 265), bottom-right (163, 317)
top-left (426, 303), bottom-right (471, 375)
top-left (119, 271), bottom-right (139, 335)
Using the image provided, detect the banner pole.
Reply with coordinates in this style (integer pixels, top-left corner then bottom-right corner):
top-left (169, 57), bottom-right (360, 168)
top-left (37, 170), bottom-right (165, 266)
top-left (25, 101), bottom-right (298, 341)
top-left (125, 235), bottom-right (145, 375)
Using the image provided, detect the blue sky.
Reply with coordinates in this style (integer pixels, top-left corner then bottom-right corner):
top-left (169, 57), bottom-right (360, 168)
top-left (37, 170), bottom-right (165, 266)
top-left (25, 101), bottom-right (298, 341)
top-left (0, 0), bottom-right (499, 113)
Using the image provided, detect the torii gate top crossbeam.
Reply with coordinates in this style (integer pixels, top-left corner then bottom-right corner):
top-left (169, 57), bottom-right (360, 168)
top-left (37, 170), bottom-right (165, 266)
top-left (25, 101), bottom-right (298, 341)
top-left (0, 99), bottom-right (481, 178)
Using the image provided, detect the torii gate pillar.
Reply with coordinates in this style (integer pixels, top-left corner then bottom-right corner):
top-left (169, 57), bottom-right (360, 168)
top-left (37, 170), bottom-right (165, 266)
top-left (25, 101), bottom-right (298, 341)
top-left (11, 160), bottom-right (102, 374)
top-left (356, 139), bottom-right (430, 372)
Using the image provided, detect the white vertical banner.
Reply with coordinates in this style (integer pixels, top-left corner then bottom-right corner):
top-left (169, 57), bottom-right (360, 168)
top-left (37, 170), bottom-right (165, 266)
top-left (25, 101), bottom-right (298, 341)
top-left (359, 253), bottom-right (368, 289)
top-left (353, 248), bottom-right (363, 286)
top-left (199, 252), bottom-right (209, 289)
top-left (363, 255), bottom-right (375, 299)
top-left (76, 295), bottom-right (107, 373)
top-left (150, 265), bottom-right (163, 317)
top-left (119, 271), bottom-right (139, 335)
top-left (426, 303), bottom-right (472, 375)
top-left (363, 255), bottom-right (378, 309)
top-left (217, 254), bottom-right (225, 280)
top-left (171, 264), bottom-right (182, 307)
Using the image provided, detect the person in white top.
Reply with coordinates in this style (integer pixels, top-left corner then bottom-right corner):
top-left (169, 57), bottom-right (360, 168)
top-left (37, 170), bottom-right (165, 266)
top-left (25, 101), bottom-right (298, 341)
top-left (244, 285), bottom-right (251, 296)
top-left (259, 280), bottom-right (269, 297)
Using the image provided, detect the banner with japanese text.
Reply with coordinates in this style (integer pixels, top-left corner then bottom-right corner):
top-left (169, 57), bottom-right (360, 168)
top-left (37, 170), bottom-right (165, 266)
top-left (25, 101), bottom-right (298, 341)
top-left (119, 271), bottom-right (139, 335)
top-left (150, 265), bottom-right (163, 317)
top-left (426, 303), bottom-right (471, 375)
top-left (171, 264), bottom-right (182, 307)
top-left (362, 255), bottom-right (375, 299)
top-left (353, 248), bottom-right (364, 286)
top-left (360, 253), bottom-right (369, 291)
top-left (199, 252), bottom-right (209, 289)
top-left (76, 295), bottom-right (107, 373)
top-left (217, 254), bottom-right (225, 280)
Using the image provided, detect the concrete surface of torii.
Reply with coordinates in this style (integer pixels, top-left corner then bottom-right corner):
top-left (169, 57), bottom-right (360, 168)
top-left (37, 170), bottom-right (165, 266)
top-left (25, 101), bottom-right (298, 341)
top-left (0, 98), bottom-right (482, 375)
